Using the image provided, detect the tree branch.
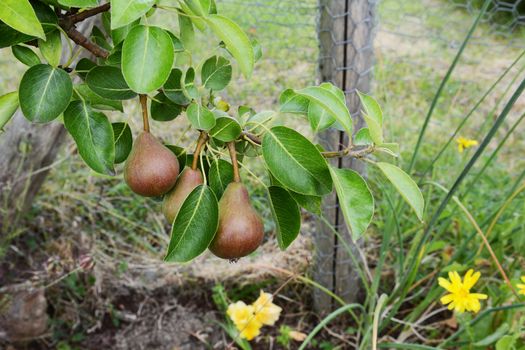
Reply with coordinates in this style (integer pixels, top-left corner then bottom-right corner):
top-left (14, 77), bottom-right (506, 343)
top-left (65, 27), bottom-right (109, 59)
top-left (68, 3), bottom-right (111, 25)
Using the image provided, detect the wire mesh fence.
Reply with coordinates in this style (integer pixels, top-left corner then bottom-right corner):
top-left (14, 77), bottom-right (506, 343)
top-left (216, 0), bottom-right (525, 310)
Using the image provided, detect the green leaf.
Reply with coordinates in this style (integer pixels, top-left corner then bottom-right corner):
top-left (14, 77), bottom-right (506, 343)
top-left (209, 159), bottom-right (234, 199)
top-left (262, 126), bottom-right (332, 196)
top-left (122, 25), bottom-right (174, 94)
top-left (112, 122), bottom-right (132, 164)
top-left (186, 102), bottom-right (216, 130)
top-left (329, 166), bottom-right (374, 240)
top-left (183, 67), bottom-right (198, 100)
top-left (163, 68), bottom-right (190, 105)
top-left (165, 185), bottom-right (219, 262)
top-left (377, 143), bottom-right (399, 157)
top-left (496, 335), bottom-right (517, 350)
top-left (179, 2), bottom-right (206, 31)
top-left (111, 19), bottom-right (140, 45)
top-left (38, 29), bottom-right (62, 67)
top-left (19, 64), bottom-right (72, 123)
top-left (205, 14), bottom-right (254, 78)
top-left (375, 162), bottom-right (424, 221)
top-left (474, 323), bottom-right (509, 347)
top-left (58, 0), bottom-right (99, 7)
top-left (308, 101), bottom-right (336, 132)
top-left (0, 0), bottom-right (45, 39)
top-left (268, 186), bottom-right (301, 250)
top-left (151, 92), bottom-right (182, 121)
top-left (354, 128), bottom-right (373, 146)
top-left (178, 12), bottom-right (195, 50)
top-left (279, 88), bottom-right (309, 115)
top-left (358, 92), bottom-right (383, 144)
top-left (289, 192), bottom-right (321, 215)
top-left (74, 84), bottom-right (123, 111)
top-left (86, 65), bottom-right (136, 100)
top-left (201, 55), bottom-right (232, 91)
top-left (245, 110), bottom-right (276, 134)
top-left (63, 100), bottom-right (115, 175)
top-left (110, 0), bottom-right (155, 29)
top-left (0, 91), bottom-right (19, 130)
top-left (91, 25), bottom-right (112, 51)
top-left (297, 84), bottom-right (353, 136)
top-left (209, 117), bottom-right (241, 142)
top-left (76, 58), bottom-right (97, 79)
top-left (12, 45), bottom-right (41, 66)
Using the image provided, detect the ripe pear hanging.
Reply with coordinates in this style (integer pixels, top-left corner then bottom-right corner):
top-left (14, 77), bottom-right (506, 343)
top-left (162, 167), bottom-right (203, 223)
top-left (124, 132), bottom-right (180, 197)
top-left (209, 182), bottom-right (264, 259)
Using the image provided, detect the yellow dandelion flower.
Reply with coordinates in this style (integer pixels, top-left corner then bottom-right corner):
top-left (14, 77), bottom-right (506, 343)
top-left (456, 137), bottom-right (478, 153)
top-left (517, 276), bottom-right (525, 296)
top-left (438, 269), bottom-right (488, 313)
top-left (252, 290), bottom-right (282, 326)
top-left (227, 301), bottom-right (263, 340)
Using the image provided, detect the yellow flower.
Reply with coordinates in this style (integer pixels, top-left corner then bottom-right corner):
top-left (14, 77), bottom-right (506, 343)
top-left (517, 276), bottom-right (525, 296)
top-left (438, 269), bottom-right (488, 313)
top-left (227, 301), bottom-right (262, 340)
top-left (456, 137), bottom-right (478, 153)
top-left (252, 290), bottom-right (282, 326)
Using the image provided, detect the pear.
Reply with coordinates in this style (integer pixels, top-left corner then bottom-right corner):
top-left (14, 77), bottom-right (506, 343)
top-left (124, 132), bottom-right (180, 197)
top-left (162, 167), bottom-right (203, 223)
top-left (209, 182), bottom-right (264, 259)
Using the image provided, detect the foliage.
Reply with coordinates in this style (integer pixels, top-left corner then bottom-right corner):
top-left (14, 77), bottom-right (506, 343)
top-left (0, 0), bottom-right (423, 263)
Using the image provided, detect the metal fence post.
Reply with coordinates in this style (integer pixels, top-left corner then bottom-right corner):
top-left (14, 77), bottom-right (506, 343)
top-left (313, 0), bottom-right (377, 312)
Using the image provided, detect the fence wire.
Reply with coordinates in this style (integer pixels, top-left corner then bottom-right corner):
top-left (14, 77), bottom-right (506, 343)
top-left (217, 0), bottom-right (525, 309)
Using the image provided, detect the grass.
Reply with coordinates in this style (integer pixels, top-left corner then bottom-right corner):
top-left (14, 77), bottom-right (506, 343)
top-left (1, 0), bottom-right (525, 348)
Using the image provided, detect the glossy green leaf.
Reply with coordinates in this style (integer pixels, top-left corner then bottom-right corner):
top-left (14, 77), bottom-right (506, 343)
top-left (178, 12), bottom-right (195, 50)
top-left (329, 166), bottom-right (374, 240)
top-left (209, 159), bottom-right (234, 199)
top-left (91, 25), bottom-right (112, 51)
top-left (12, 45), bottom-right (40, 66)
top-left (165, 185), bottom-right (219, 262)
top-left (76, 58), bottom-right (96, 79)
top-left (308, 101), bottom-right (336, 132)
top-left (86, 65), bottom-right (136, 100)
top-left (19, 64), bottom-right (72, 123)
top-left (375, 162), bottom-right (424, 221)
top-left (279, 88), bottom-right (309, 115)
top-left (209, 117), bottom-right (241, 142)
top-left (201, 55), bottom-right (232, 91)
top-left (63, 100), bottom-right (115, 175)
top-left (290, 192), bottom-right (321, 215)
top-left (186, 102), bottom-right (216, 130)
top-left (0, 92), bottom-right (19, 130)
top-left (112, 122), bottom-right (132, 164)
top-left (179, 2), bottom-right (206, 31)
top-left (245, 110), bottom-right (276, 134)
top-left (58, 0), bottom-right (99, 7)
top-left (151, 93), bottom-right (182, 121)
top-left (377, 143), bottom-right (399, 157)
top-left (354, 127), bottom-right (373, 146)
top-left (297, 84), bottom-right (353, 136)
top-left (122, 25), bottom-right (174, 93)
top-left (163, 68), bottom-right (190, 105)
top-left (183, 67), bottom-right (198, 100)
top-left (74, 84), bottom-right (123, 111)
top-left (262, 126), bottom-right (332, 196)
top-left (0, 0), bottom-right (45, 39)
top-left (268, 186), bottom-right (301, 250)
top-left (205, 14), bottom-right (254, 78)
top-left (38, 29), bottom-right (62, 67)
top-left (358, 92), bottom-right (383, 144)
top-left (112, 19), bottom-right (140, 45)
top-left (110, 0), bottom-right (155, 29)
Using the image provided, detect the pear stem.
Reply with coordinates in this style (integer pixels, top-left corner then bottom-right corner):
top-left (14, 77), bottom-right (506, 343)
top-left (227, 142), bottom-right (241, 182)
top-left (139, 94), bottom-right (150, 133)
top-left (192, 132), bottom-right (208, 170)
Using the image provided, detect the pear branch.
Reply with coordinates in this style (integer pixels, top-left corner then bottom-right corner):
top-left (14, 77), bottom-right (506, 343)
top-left (240, 131), bottom-right (375, 160)
top-left (67, 3), bottom-right (111, 24)
top-left (227, 142), bottom-right (241, 182)
top-left (64, 27), bottom-right (109, 58)
top-left (192, 132), bottom-right (208, 170)
top-left (139, 95), bottom-right (150, 133)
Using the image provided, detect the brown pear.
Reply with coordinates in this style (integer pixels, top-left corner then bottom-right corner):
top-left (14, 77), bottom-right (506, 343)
top-left (162, 167), bottom-right (204, 223)
top-left (124, 132), bottom-right (180, 197)
top-left (209, 182), bottom-right (264, 259)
